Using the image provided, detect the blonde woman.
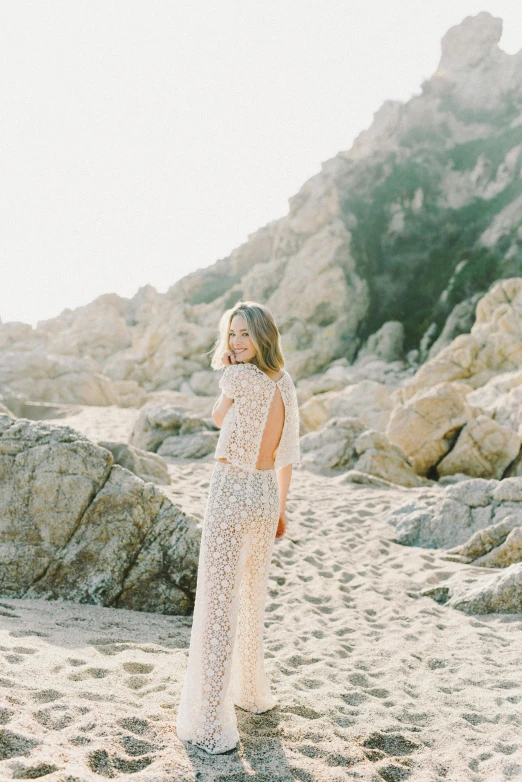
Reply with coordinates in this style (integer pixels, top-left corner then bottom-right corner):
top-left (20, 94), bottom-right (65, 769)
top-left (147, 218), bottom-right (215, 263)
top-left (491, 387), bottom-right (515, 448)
top-left (176, 301), bottom-right (301, 754)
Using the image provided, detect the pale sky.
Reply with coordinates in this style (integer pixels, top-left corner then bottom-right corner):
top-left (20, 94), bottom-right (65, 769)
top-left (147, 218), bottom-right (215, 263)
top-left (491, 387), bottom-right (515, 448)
top-left (1, 1), bottom-right (521, 326)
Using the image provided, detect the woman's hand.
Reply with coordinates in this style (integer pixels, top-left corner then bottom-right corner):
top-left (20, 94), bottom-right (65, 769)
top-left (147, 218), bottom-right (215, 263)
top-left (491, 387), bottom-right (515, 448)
top-left (222, 350), bottom-right (240, 366)
top-left (275, 511), bottom-right (286, 540)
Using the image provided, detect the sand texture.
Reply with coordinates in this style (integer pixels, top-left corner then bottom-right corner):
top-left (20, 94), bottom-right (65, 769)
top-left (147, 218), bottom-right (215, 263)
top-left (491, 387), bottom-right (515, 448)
top-left (1, 438), bottom-right (522, 780)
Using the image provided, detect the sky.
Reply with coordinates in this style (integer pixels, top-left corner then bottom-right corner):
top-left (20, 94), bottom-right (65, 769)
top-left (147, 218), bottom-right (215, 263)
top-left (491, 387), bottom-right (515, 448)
top-left (1, 1), bottom-right (521, 326)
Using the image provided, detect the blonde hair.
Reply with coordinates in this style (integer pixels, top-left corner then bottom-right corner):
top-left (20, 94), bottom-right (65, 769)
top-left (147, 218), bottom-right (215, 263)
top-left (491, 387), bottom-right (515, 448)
top-left (207, 300), bottom-right (285, 371)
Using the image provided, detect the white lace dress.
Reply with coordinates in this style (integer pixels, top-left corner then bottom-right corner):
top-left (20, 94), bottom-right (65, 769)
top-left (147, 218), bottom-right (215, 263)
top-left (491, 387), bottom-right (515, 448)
top-left (176, 363), bottom-right (300, 754)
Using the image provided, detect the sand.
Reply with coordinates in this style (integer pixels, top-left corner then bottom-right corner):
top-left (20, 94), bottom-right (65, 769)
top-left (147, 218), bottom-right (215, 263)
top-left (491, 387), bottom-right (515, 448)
top-left (1, 407), bottom-right (521, 780)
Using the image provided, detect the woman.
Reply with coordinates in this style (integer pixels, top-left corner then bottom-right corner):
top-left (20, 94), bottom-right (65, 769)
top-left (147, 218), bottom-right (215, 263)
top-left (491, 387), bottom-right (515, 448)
top-left (176, 300), bottom-right (301, 754)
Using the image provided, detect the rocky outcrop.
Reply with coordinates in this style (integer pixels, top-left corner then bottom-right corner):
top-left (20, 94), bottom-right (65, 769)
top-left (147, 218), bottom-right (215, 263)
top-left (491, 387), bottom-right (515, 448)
top-left (446, 514), bottom-right (522, 568)
top-left (355, 321), bottom-right (405, 364)
top-left (396, 279), bottom-right (522, 404)
top-left (98, 441), bottom-right (171, 485)
top-left (300, 380), bottom-right (393, 433)
top-left (0, 400), bottom-right (13, 417)
top-left (0, 352), bottom-right (118, 406)
top-left (386, 382), bottom-right (474, 475)
top-left (424, 294), bottom-right (482, 361)
top-left (1, 14), bottom-right (521, 402)
top-left (388, 477), bottom-right (522, 550)
top-left (436, 415), bottom-right (520, 479)
top-left (300, 417), bottom-right (425, 487)
top-left (129, 402), bottom-right (217, 455)
top-left (423, 562), bottom-right (522, 614)
top-left (0, 415), bottom-right (200, 615)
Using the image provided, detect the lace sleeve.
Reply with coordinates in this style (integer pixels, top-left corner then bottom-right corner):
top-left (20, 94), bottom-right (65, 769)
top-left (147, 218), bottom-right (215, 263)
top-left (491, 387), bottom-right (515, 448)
top-left (218, 365), bottom-right (237, 400)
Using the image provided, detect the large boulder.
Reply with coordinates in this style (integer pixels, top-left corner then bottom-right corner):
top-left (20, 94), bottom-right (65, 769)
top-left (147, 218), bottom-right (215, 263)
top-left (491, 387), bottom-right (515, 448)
top-left (423, 562), bottom-right (522, 615)
top-left (426, 294), bottom-right (483, 361)
top-left (130, 402), bottom-right (216, 453)
top-left (0, 352), bottom-right (118, 406)
top-left (387, 476), bottom-right (522, 550)
top-left (436, 415), bottom-right (520, 479)
top-left (300, 380), bottom-right (393, 433)
top-left (157, 431), bottom-right (220, 460)
top-left (355, 321), bottom-right (404, 363)
top-left (396, 280), bottom-right (522, 404)
top-left (300, 416), bottom-right (425, 487)
top-left (300, 417), bottom-right (366, 474)
top-left (386, 382), bottom-right (474, 475)
top-left (98, 441), bottom-right (171, 485)
top-left (0, 415), bottom-right (200, 615)
top-left (352, 429), bottom-right (427, 488)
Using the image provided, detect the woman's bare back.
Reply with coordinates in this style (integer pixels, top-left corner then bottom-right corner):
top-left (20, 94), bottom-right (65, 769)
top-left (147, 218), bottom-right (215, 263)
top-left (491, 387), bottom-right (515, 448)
top-left (218, 369), bottom-right (285, 470)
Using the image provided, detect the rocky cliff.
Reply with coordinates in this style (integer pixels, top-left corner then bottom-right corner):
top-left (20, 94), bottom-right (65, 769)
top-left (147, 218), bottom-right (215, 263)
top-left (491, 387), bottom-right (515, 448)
top-left (1, 12), bottom-right (521, 406)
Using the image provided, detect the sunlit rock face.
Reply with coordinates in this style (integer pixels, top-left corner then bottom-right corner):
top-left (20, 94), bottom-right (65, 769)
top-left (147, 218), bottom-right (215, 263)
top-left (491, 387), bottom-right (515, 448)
top-left (0, 415), bottom-right (200, 615)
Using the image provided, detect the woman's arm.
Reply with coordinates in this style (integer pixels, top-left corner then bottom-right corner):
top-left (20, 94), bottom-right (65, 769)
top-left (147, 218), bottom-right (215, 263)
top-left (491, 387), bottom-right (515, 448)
top-left (212, 393), bottom-right (233, 429)
top-left (275, 464), bottom-right (292, 539)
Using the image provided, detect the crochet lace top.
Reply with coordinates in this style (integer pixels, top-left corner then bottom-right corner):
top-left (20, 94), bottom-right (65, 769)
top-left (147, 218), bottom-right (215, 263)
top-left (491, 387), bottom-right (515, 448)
top-left (214, 362), bottom-right (301, 472)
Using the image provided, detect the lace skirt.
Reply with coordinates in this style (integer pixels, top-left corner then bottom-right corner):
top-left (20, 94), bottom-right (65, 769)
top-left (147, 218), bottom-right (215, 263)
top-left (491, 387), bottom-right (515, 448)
top-left (176, 460), bottom-right (280, 754)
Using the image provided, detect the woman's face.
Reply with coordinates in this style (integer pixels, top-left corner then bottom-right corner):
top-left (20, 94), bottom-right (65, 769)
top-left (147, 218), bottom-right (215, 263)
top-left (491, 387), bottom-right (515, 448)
top-left (228, 314), bottom-right (257, 363)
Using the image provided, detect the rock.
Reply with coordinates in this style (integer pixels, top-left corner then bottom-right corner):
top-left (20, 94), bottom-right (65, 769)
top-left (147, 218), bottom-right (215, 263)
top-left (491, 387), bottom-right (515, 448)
top-left (157, 431), bottom-right (219, 460)
top-left (352, 429), bottom-right (427, 488)
top-left (427, 295), bottom-right (482, 360)
top-left (437, 12), bottom-right (503, 74)
top-left (295, 364), bottom-right (361, 405)
top-left (0, 391), bottom-right (82, 421)
top-left (447, 516), bottom-right (522, 568)
top-left (505, 450), bottom-right (522, 478)
top-left (333, 470), bottom-right (401, 488)
top-left (0, 352), bottom-right (118, 406)
top-left (98, 441), bottom-right (171, 485)
top-left (0, 400), bottom-right (13, 417)
top-left (388, 476), bottom-right (522, 552)
top-left (424, 562), bottom-right (522, 615)
top-left (466, 369), bottom-right (522, 414)
top-left (388, 497), bottom-right (474, 549)
top-left (436, 415), bottom-right (521, 479)
top-left (300, 418), bottom-right (425, 487)
top-left (396, 280), bottom-right (522, 404)
top-left (0, 415), bottom-right (200, 615)
top-left (188, 370), bottom-right (221, 397)
top-left (446, 515), bottom-right (520, 560)
top-left (491, 477), bottom-right (522, 502)
top-left (130, 402), bottom-right (216, 453)
top-left (112, 380), bottom-right (149, 408)
top-left (356, 321), bottom-right (404, 363)
top-left (348, 358), bottom-right (413, 388)
top-left (386, 382), bottom-right (473, 475)
top-left (300, 380), bottom-right (393, 433)
top-left (300, 417), bottom-right (367, 474)
top-left (445, 477), bottom-right (497, 506)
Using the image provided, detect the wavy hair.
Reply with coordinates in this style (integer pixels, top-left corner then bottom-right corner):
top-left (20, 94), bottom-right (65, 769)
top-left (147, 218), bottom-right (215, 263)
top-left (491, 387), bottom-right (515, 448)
top-left (207, 300), bottom-right (285, 372)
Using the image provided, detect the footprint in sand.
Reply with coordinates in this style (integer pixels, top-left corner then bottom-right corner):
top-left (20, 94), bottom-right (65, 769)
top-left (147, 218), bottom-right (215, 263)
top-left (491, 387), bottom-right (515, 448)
top-left (120, 735), bottom-right (156, 756)
top-left (9, 762), bottom-right (58, 777)
top-left (0, 708), bottom-right (14, 725)
top-left (3, 654), bottom-right (26, 664)
top-left (122, 662), bottom-right (154, 674)
top-left (87, 748), bottom-right (152, 776)
top-left (0, 729), bottom-right (40, 758)
top-left (31, 689), bottom-right (64, 704)
top-left (67, 667), bottom-right (111, 681)
top-left (33, 706), bottom-right (77, 730)
top-left (118, 717), bottom-right (150, 735)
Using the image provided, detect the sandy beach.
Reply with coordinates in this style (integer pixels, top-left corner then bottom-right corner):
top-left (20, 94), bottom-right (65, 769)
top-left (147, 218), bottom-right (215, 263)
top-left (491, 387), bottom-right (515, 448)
top-left (0, 407), bottom-right (521, 781)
